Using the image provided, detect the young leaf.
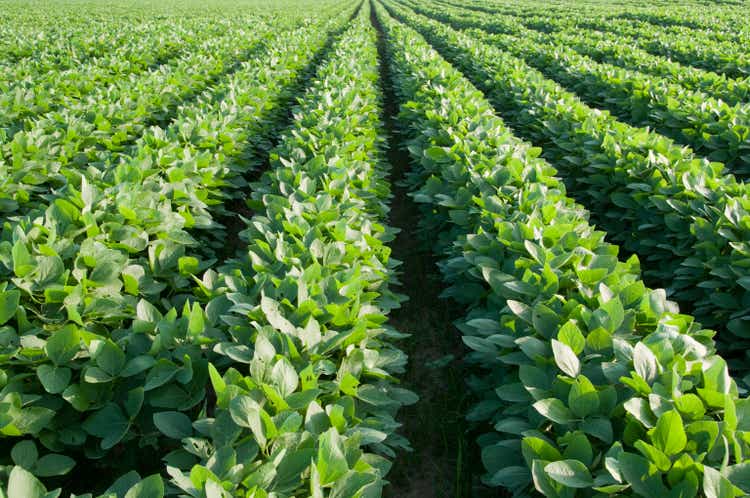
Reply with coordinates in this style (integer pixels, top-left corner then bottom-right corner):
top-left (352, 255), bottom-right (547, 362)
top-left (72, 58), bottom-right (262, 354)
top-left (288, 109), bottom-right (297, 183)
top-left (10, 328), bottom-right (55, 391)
top-left (551, 339), bottom-right (580, 377)
top-left (544, 459), bottom-right (594, 488)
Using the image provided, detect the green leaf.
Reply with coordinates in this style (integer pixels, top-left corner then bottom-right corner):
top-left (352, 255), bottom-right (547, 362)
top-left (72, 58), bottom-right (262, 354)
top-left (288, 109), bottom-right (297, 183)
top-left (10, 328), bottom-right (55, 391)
top-left (544, 459), bottom-right (593, 488)
top-left (144, 359), bottom-right (179, 391)
top-left (557, 320), bottom-right (585, 354)
top-left (12, 241), bottom-right (34, 278)
top-left (532, 303), bottom-right (559, 340)
top-left (82, 403), bottom-right (129, 450)
top-left (8, 466), bottom-right (47, 498)
top-left (424, 145), bottom-right (449, 161)
top-left (582, 416), bottom-right (613, 443)
top-left (229, 395), bottom-right (273, 449)
top-left (34, 454), bottom-right (76, 477)
top-left (531, 459), bottom-right (558, 496)
top-left (675, 393), bottom-right (706, 420)
top-left (618, 452), bottom-right (667, 495)
top-left (624, 397), bottom-right (657, 428)
top-left (37, 365), bottom-right (72, 394)
top-left (153, 411), bottom-right (193, 440)
top-left (634, 440), bottom-right (671, 472)
top-left (551, 339), bottom-right (580, 377)
top-left (271, 358), bottom-right (299, 398)
top-left (633, 342), bottom-right (658, 383)
top-left (650, 410), bottom-right (686, 456)
top-left (316, 428), bottom-right (348, 486)
top-left (568, 375), bottom-right (599, 418)
top-left (178, 256), bottom-right (200, 275)
top-left (187, 302), bottom-right (205, 336)
top-left (261, 296), bottom-right (296, 336)
top-left (533, 398), bottom-right (573, 424)
top-left (45, 325), bottom-right (80, 365)
top-left (703, 466), bottom-right (735, 498)
top-left (125, 387), bottom-right (144, 419)
top-left (725, 463), bottom-right (750, 494)
top-left (91, 339), bottom-right (126, 376)
top-left (124, 474), bottom-right (164, 498)
top-left (0, 289), bottom-right (20, 325)
top-left (103, 471), bottom-right (142, 497)
top-left (522, 437), bottom-right (563, 466)
top-left (11, 440), bottom-right (38, 469)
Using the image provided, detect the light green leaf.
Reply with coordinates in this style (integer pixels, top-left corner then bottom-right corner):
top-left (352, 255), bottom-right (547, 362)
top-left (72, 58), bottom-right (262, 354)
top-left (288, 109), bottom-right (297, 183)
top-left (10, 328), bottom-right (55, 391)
top-left (317, 428), bottom-right (348, 486)
top-left (544, 459), bottom-right (593, 488)
top-left (650, 410), bottom-right (686, 456)
top-left (8, 466), bottom-right (47, 498)
top-left (533, 398), bottom-right (573, 424)
top-left (704, 465), bottom-right (735, 498)
top-left (124, 474), bottom-right (164, 498)
top-left (633, 342), bottom-right (658, 383)
top-left (551, 339), bottom-right (580, 377)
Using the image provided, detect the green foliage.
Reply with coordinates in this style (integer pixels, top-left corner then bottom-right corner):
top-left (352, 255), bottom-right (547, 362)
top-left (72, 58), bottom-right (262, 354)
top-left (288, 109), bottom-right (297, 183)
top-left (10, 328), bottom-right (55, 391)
top-left (388, 0), bottom-right (750, 382)
top-left (376, 2), bottom-right (750, 496)
top-left (163, 7), bottom-right (415, 496)
top-left (0, 1), bottom-right (362, 493)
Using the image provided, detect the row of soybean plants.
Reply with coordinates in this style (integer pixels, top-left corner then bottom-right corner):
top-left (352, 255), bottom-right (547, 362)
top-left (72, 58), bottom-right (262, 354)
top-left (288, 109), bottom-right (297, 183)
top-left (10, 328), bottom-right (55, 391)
top-left (612, 9), bottom-right (749, 44)
top-left (0, 17), bottom-right (236, 137)
top-left (434, 0), bottom-right (750, 106)
top-left (375, 1), bottom-right (750, 496)
top-left (441, 0), bottom-right (750, 78)
top-left (0, 1), bottom-right (323, 215)
top-left (0, 4), bottom-right (359, 495)
top-left (387, 0), bottom-right (750, 375)
top-left (402, 0), bottom-right (750, 177)
top-left (167, 4), bottom-right (415, 495)
top-left (0, 13), bottom-right (165, 66)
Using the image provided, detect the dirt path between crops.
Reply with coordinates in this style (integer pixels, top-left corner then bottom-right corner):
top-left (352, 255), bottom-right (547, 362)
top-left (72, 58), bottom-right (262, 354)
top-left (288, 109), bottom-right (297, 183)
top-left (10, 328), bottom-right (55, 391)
top-left (370, 4), bottom-right (474, 497)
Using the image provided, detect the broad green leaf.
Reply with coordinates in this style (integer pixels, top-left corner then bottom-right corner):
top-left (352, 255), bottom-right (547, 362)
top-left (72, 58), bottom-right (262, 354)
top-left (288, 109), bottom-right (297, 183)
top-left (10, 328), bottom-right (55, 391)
top-left (37, 365), bottom-right (72, 394)
top-left (0, 289), bottom-right (20, 325)
top-left (34, 454), bottom-right (76, 477)
top-left (533, 398), bottom-right (573, 424)
top-left (633, 342), bottom-right (658, 383)
top-left (650, 410), bottom-right (686, 456)
top-left (45, 325), bottom-right (80, 365)
top-left (8, 466), bottom-right (46, 498)
top-left (124, 474), bottom-right (164, 498)
top-left (153, 411), bottom-right (193, 440)
top-left (11, 440), bottom-right (38, 469)
top-left (316, 428), bottom-right (348, 486)
top-left (544, 459), bottom-right (593, 488)
top-left (568, 376), bottom-right (599, 418)
top-left (703, 466), bottom-right (735, 498)
top-left (551, 339), bottom-right (580, 377)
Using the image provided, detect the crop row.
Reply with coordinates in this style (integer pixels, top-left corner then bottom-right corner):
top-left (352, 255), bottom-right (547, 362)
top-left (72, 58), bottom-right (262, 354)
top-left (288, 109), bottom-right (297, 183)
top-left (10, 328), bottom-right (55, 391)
top-left (401, 0), bottom-right (750, 177)
top-left (430, 0), bottom-right (750, 107)
top-left (0, 4), bottom-right (356, 491)
top-left (387, 0), bottom-right (750, 371)
top-left (438, 0), bottom-right (750, 80)
top-left (0, 19), bottom-right (236, 138)
top-left (0, 15), bottom-right (280, 216)
top-left (166, 5), bottom-right (415, 495)
top-left (375, 2), bottom-right (750, 496)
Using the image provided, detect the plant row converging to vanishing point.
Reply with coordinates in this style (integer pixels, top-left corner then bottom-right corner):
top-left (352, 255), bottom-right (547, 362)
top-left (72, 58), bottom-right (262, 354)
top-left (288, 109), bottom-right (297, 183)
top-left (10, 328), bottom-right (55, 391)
top-left (2, 0), bottom-right (750, 496)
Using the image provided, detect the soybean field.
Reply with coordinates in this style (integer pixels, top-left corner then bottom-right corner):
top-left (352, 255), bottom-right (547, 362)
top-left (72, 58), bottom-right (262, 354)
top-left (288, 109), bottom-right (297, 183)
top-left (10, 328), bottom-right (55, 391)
top-left (1, 0), bottom-right (750, 497)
